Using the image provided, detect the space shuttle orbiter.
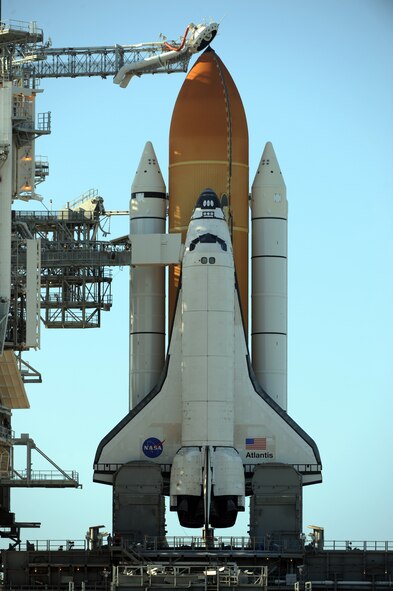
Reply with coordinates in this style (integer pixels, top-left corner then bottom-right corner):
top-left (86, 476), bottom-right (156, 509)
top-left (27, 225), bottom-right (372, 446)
top-left (94, 188), bottom-right (321, 529)
top-left (93, 48), bottom-right (321, 532)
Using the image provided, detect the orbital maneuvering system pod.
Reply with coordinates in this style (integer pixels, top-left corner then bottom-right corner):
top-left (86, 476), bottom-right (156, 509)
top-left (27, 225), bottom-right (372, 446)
top-left (94, 48), bottom-right (322, 541)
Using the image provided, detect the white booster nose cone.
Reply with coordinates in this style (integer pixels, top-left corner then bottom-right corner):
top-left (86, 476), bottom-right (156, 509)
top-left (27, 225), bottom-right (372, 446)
top-left (131, 141), bottom-right (166, 194)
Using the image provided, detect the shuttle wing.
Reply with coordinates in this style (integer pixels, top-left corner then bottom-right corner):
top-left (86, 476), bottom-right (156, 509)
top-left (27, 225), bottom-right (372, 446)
top-left (232, 294), bottom-right (322, 485)
top-left (94, 275), bottom-right (321, 486)
top-left (93, 298), bottom-right (184, 484)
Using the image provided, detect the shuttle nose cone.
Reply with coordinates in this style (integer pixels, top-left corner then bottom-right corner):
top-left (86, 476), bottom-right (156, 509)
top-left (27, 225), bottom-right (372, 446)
top-left (195, 188), bottom-right (221, 211)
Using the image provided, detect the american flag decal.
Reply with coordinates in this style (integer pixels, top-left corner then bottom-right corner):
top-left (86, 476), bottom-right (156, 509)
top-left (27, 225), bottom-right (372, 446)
top-left (245, 437), bottom-right (267, 450)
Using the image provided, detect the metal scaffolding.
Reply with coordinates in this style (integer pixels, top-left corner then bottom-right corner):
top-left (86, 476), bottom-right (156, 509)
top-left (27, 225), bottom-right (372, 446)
top-left (23, 44), bottom-right (190, 80)
top-left (10, 206), bottom-right (130, 336)
top-left (6, 434), bottom-right (80, 488)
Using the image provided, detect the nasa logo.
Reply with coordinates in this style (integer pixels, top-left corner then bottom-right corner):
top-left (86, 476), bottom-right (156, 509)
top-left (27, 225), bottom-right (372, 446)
top-left (142, 437), bottom-right (164, 458)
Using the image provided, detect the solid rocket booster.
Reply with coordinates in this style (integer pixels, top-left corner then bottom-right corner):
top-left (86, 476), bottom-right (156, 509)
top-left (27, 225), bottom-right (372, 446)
top-left (168, 48), bottom-right (249, 331)
top-left (129, 142), bottom-right (166, 408)
top-left (252, 142), bottom-right (288, 410)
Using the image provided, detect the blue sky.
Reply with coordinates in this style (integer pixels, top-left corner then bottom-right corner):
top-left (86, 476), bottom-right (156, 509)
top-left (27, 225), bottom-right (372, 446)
top-left (3, 0), bottom-right (393, 544)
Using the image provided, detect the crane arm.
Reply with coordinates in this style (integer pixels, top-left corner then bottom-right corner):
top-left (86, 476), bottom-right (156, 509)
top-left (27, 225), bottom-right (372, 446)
top-left (10, 22), bottom-right (218, 85)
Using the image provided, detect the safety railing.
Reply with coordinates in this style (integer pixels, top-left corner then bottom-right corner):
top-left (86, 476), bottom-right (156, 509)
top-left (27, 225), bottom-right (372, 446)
top-left (0, 20), bottom-right (43, 37)
top-left (21, 539), bottom-right (87, 551)
top-left (139, 536), bottom-right (302, 553)
top-left (12, 469), bottom-right (79, 481)
top-left (322, 540), bottom-right (393, 552)
top-left (7, 536), bottom-right (393, 553)
top-left (14, 210), bottom-right (97, 222)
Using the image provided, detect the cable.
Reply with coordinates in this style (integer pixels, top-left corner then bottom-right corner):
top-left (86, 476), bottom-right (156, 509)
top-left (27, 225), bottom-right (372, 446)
top-left (164, 26), bottom-right (189, 52)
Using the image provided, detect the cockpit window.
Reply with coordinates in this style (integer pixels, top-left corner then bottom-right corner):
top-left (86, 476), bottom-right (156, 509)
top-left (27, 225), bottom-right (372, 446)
top-left (189, 233), bottom-right (227, 252)
top-left (196, 189), bottom-right (221, 210)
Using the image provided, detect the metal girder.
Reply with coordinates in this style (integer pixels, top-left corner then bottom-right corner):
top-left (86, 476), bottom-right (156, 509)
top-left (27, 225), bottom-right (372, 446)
top-left (22, 45), bottom-right (190, 80)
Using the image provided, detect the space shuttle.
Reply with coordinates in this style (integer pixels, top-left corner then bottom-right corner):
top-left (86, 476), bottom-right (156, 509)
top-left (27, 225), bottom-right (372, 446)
top-left (94, 48), bottom-right (321, 533)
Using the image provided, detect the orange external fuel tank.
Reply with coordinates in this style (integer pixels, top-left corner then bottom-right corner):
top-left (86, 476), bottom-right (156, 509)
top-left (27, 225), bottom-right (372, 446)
top-left (169, 48), bottom-right (249, 330)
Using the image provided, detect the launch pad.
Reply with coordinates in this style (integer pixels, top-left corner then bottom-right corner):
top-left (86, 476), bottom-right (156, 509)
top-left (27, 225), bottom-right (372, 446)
top-left (3, 535), bottom-right (393, 590)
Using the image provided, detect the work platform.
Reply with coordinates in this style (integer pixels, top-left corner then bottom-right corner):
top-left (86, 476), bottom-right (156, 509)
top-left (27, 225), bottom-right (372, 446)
top-left (1, 536), bottom-right (393, 590)
top-left (9, 206), bottom-right (129, 343)
top-left (0, 20), bottom-right (43, 47)
top-left (0, 469), bottom-right (79, 488)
